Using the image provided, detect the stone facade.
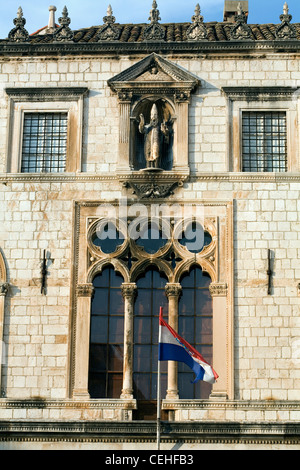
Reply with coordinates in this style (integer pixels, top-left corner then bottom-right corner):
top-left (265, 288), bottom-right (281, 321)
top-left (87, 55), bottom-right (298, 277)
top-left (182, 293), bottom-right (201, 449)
top-left (0, 2), bottom-right (300, 449)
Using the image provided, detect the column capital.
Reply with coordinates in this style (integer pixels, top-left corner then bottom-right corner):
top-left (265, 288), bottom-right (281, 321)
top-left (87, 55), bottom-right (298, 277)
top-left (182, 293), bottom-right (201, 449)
top-left (76, 283), bottom-right (94, 297)
top-left (117, 91), bottom-right (133, 103)
top-left (0, 283), bottom-right (9, 297)
top-left (165, 283), bottom-right (182, 299)
top-left (209, 282), bottom-right (228, 297)
top-left (121, 282), bottom-right (137, 300)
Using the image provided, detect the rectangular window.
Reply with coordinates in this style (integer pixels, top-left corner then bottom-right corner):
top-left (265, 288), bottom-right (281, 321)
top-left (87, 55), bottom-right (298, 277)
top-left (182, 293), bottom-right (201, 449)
top-left (21, 113), bottom-right (68, 173)
top-left (242, 111), bottom-right (287, 172)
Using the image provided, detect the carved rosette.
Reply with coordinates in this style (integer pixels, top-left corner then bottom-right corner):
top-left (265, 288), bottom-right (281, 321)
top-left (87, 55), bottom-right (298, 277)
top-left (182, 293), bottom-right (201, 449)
top-left (77, 284), bottom-right (95, 298)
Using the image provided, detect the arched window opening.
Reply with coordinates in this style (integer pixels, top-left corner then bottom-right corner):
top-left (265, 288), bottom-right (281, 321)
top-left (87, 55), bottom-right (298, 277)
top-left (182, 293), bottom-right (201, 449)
top-left (133, 267), bottom-right (168, 419)
top-left (88, 266), bottom-right (124, 399)
top-left (178, 265), bottom-right (213, 399)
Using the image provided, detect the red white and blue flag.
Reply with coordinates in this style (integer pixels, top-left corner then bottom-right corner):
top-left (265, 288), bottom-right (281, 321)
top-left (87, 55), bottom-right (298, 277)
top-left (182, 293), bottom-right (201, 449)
top-left (158, 309), bottom-right (218, 385)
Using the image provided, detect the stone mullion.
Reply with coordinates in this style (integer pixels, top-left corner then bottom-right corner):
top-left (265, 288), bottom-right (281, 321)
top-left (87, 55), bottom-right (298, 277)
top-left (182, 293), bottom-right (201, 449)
top-left (73, 283), bottom-right (94, 400)
top-left (165, 283), bottom-right (182, 401)
top-left (121, 283), bottom-right (137, 399)
top-left (209, 282), bottom-right (229, 400)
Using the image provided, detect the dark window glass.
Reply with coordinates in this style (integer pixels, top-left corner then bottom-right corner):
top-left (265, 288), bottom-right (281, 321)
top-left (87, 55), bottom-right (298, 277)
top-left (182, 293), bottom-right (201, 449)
top-left (92, 222), bottom-right (125, 254)
top-left (242, 111), bottom-right (287, 172)
top-left (179, 222), bottom-right (212, 253)
top-left (178, 266), bottom-right (213, 399)
top-left (133, 267), bottom-right (168, 401)
top-left (21, 113), bottom-right (68, 173)
top-left (134, 221), bottom-right (168, 254)
top-left (88, 266), bottom-right (124, 399)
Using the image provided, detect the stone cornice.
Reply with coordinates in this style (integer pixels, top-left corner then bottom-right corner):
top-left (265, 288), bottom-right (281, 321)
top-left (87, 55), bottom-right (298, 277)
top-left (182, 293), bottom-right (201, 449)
top-left (0, 417), bottom-right (299, 446)
top-left (1, 172), bottom-right (300, 184)
top-left (5, 87), bottom-right (89, 101)
top-left (222, 85), bottom-right (300, 101)
top-left (1, 40), bottom-right (300, 57)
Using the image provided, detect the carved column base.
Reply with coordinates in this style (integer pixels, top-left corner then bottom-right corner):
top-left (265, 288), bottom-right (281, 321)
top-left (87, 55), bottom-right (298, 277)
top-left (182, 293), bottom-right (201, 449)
top-left (120, 389), bottom-right (134, 400)
top-left (209, 392), bottom-right (228, 401)
top-left (72, 390), bottom-right (91, 401)
top-left (166, 389), bottom-right (179, 401)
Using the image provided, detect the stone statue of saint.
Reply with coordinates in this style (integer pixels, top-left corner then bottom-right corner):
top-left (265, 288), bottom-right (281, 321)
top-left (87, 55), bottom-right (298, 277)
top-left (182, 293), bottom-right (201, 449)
top-left (138, 103), bottom-right (170, 169)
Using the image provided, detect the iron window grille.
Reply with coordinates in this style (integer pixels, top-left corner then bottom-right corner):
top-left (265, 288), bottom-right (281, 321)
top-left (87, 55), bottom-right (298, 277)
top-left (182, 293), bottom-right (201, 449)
top-left (242, 111), bottom-right (287, 172)
top-left (21, 112), bottom-right (68, 173)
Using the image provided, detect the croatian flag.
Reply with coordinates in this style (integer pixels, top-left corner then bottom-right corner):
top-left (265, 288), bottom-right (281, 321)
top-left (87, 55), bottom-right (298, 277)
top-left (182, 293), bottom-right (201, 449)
top-left (158, 309), bottom-right (218, 385)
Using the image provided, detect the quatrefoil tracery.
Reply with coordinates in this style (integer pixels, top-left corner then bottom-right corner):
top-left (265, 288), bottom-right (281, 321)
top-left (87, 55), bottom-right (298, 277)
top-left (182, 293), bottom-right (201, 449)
top-left (86, 216), bottom-right (217, 284)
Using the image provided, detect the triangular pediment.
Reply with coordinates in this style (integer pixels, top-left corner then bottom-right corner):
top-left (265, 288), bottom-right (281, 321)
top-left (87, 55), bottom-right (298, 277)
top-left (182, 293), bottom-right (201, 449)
top-left (108, 53), bottom-right (200, 91)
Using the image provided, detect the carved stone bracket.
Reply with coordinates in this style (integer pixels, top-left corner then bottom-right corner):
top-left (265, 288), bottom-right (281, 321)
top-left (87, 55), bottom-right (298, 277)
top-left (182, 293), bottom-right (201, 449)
top-left (209, 283), bottom-right (228, 297)
top-left (121, 170), bottom-right (187, 199)
top-left (186, 4), bottom-right (208, 41)
top-left (123, 180), bottom-right (183, 199)
top-left (8, 7), bottom-right (29, 43)
top-left (77, 283), bottom-right (95, 297)
top-left (0, 283), bottom-right (9, 297)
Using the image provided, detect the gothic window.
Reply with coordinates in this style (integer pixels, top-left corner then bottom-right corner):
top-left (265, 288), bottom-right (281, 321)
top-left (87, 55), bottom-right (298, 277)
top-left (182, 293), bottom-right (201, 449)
top-left (88, 266), bottom-right (124, 399)
top-left (81, 212), bottom-right (227, 409)
top-left (242, 111), bottom-right (287, 172)
top-left (21, 113), bottom-right (68, 173)
top-left (178, 266), bottom-right (213, 399)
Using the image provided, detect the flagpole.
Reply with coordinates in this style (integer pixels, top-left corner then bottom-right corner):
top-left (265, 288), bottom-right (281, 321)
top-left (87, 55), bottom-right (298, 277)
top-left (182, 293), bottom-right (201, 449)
top-left (157, 307), bottom-right (163, 451)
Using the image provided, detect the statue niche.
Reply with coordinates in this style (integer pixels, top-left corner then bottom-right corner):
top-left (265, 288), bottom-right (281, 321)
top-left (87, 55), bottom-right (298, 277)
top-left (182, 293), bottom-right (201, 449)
top-left (133, 99), bottom-right (173, 171)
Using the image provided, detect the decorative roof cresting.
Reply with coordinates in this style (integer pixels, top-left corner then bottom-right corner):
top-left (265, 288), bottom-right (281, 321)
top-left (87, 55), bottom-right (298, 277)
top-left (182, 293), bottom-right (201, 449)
top-left (230, 2), bottom-right (252, 40)
top-left (143, 1), bottom-right (165, 41)
top-left (54, 6), bottom-right (74, 42)
top-left (96, 4), bottom-right (120, 41)
top-left (275, 2), bottom-right (297, 39)
top-left (8, 6), bottom-right (29, 42)
top-left (186, 4), bottom-right (208, 41)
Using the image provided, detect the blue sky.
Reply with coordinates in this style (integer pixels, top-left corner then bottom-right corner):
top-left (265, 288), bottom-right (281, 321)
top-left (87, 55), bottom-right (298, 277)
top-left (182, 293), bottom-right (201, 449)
top-left (1, 0), bottom-right (300, 38)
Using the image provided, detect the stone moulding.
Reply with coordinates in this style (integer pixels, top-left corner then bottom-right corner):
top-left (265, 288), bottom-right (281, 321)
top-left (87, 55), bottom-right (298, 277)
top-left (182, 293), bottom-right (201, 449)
top-left (0, 418), bottom-right (299, 447)
top-left (1, 37), bottom-right (300, 56)
top-left (5, 87), bottom-right (89, 102)
top-left (222, 86), bottom-right (300, 101)
top-left (1, 172), bottom-right (300, 184)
